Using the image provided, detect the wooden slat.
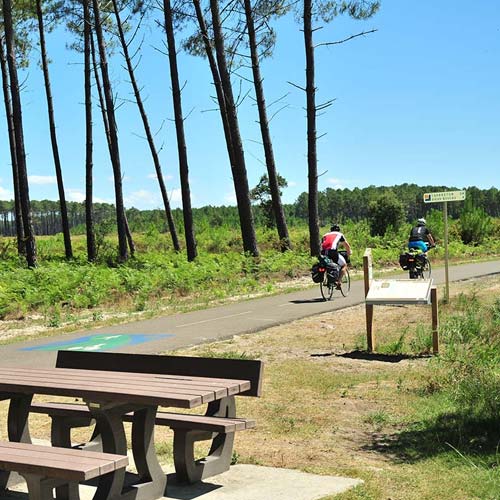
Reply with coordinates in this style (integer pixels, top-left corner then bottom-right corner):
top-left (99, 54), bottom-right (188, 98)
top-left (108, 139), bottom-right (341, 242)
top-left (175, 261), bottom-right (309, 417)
top-left (0, 373), bottom-right (224, 403)
top-left (30, 402), bottom-right (256, 433)
top-left (0, 442), bottom-right (127, 481)
top-left (55, 351), bottom-right (263, 397)
top-left (154, 412), bottom-right (256, 433)
top-left (30, 402), bottom-right (94, 418)
top-left (0, 367), bottom-right (250, 392)
top-left (0, 367), bottom-right (250, 404)
top-left (0, 377), bottom-right (202, 409)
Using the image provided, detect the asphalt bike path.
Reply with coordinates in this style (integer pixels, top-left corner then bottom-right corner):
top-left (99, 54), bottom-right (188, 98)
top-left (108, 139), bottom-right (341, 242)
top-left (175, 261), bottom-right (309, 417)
top-left (1, 260), bottom-right (498, 368)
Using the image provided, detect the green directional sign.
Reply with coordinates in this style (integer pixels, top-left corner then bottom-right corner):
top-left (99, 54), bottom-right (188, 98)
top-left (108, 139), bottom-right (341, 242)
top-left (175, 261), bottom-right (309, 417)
top-left (423, 190), bottom-right (466, 203)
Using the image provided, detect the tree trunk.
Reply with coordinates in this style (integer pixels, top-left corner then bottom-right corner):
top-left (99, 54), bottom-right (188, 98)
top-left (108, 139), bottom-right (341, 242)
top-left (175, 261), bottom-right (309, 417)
top-left (304, 0), bottom-right (320, 256)
top-left (111, 0), bottom-right (182, 254)
top-left (0, 35), bottom-right (24, 254)
top-left (83, 0), bottom-right (96, 261)
top-left (2, 0), bottom-right (37, 267)
top-left (90, 33), bottom-right (110, 147)
top-left (209, 0), bottom-right (259, 256)
top-left (36, 0), bottom-right (73, 259)
top-left (90, 30), bottom-right (135, 257)
top-left (91, 0), bottom-right (128, 261)
top-left (193, 0), bottom-right (235, 168)
top-left (243, 0), bottom-right (291, 252)
top-left (163, 0), bottom-right (197, 260)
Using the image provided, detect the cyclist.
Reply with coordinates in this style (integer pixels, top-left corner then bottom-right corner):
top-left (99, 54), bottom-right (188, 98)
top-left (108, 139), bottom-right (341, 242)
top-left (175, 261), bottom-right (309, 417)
top-left (320, 224), bottom-right (352, 288)
top-left (408, 218), bottom-right (435, 253)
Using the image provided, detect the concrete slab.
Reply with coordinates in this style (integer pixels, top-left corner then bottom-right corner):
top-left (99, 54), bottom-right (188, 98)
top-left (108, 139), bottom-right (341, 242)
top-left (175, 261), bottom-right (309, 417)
top-left (7, 464), bottom-right (362, 500)
top-left (164, 465), bottom-right (363, 499)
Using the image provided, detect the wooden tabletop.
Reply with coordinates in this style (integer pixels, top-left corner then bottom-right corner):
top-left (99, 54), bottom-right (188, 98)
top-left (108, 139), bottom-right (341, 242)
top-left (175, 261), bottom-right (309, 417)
top-left (0, 367), bottom-right (251, 408)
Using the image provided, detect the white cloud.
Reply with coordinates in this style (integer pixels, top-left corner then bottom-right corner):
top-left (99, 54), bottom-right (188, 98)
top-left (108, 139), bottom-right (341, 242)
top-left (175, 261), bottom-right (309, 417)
top-left (169, 188), bottom-right (182, 202)
top-left (125, 189), bottom-right (160, 208)
top-left (0, 185), bottom-right (13, 200)
top-left (66, 189), bottom-right (86, 202)
top-left (29, 175), bottom-right (56, 185)
top-left (224, 192), bottom-right (237, 205)
top-left (327, 177), bottom-right (345, 189)
top-left (94, 196), bottom-right (113, 204)
top-left (288, 180), bottom-right (298, 187)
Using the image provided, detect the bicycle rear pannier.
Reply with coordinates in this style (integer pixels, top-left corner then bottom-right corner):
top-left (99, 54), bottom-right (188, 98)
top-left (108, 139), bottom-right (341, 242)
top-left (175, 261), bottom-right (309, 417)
top-left (311, 263), bottom-right (324, 283)
top-left (399, 252), bottom-right (410, 270)
top-left (416, 253), bottom-right (427, 266)
top-left (327, 267), bottom-right (339, 284)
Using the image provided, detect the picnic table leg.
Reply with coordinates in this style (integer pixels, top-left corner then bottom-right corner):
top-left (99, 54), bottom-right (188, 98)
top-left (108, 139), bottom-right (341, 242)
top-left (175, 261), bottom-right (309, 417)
top-left (51, 417), bottom-right (86, 499)
top-left (173, 396), bottom-right (236, 483)
top-left (7, 394), bottom-right (33, 443)
top-left (23, 474), bottom-right (79, 500)
top-left (86, 405), bottom-right (127, 500)
top-left (130, 406), bottom-right (166, 499)
top-left (0, 394), bottom-right (33, 492)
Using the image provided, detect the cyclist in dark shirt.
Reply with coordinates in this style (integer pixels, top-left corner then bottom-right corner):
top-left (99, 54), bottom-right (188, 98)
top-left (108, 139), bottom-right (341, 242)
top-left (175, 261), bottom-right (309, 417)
top-left (408, 218), bottom-right (435, 253)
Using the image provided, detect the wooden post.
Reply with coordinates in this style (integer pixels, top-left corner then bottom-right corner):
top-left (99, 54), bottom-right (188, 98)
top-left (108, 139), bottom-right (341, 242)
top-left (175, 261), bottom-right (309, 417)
top-left (363, 249), bottom-right (374, 352)
top-left (443, 200), bottom-right (450, 303)
top-left (431, 286), bottom-right (439, 354)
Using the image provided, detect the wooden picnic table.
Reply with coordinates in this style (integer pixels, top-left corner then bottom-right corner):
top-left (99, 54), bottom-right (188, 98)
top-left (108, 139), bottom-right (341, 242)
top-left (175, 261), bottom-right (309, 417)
top-left (0, 366), bottom-right (251, 500)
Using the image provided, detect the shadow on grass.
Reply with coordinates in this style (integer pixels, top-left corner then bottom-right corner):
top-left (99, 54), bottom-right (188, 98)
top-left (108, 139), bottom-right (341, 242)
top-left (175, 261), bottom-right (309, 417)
top-left (331, 350), bottom-right (432, 363)
top-left (365, 413), bottom-right (500, 464)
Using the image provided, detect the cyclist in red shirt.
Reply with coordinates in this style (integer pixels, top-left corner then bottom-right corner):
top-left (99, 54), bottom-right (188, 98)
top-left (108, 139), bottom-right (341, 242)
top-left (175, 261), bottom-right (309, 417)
top-left (321, 224), bottom-right (352, 288)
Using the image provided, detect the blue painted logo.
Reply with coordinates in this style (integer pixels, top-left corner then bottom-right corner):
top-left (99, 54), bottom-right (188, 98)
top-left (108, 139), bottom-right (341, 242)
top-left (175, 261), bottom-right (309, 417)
top-left (22, 334), bottom-right (173, 352)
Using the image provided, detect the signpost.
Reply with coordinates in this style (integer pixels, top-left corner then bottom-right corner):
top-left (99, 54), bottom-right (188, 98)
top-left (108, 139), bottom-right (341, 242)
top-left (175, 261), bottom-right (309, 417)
top-left (423, 190), bottom-right (466, 302)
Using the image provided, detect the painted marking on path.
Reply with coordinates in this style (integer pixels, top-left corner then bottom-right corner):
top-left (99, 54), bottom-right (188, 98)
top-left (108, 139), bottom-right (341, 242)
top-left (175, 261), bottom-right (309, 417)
top-left (21, 333), bottom-right (172, 352)
top-left (176, 311), bottom-right (252, 328)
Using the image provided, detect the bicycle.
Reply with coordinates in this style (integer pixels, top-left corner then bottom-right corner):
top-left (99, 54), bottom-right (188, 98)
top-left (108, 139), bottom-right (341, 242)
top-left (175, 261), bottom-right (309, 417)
top-left (319, 261), bottom-right (351, 301)
top-left (399, 247), bottom-right (433, 279)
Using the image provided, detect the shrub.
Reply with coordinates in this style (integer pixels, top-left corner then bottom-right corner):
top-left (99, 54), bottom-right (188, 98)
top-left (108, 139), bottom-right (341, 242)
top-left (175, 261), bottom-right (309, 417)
top-left (459, 199), bottom-right (493, 245)
top-left (368, 191), bottom-right (405, 237)
top-left (437, 292), bottom-right (500, 422)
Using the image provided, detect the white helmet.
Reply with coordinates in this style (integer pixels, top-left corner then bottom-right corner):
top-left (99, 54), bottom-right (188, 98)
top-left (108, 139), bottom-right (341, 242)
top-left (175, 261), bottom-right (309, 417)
top-left (417, 218), bottom-right (426, 225)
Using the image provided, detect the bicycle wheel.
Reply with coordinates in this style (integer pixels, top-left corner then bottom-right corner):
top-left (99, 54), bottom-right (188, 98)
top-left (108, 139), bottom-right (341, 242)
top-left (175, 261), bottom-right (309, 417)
top-left (422, 259), bottom-right (431, 279)
top-left (340, 269), bottom-right (351, 297)
top-left (320, 274), bottom-right (334, 301)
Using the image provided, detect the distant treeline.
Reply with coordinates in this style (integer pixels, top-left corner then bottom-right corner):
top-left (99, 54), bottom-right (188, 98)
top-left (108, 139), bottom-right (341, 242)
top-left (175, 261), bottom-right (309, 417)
top-left (0, 184), bottom-right (498, 236)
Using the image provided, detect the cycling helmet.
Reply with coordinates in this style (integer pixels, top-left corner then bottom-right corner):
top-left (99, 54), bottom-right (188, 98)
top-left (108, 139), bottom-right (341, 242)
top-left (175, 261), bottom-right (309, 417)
top-left (330, 224), bottom-right (340, 232)
top-left (417, 218), bottom-right (426, 226)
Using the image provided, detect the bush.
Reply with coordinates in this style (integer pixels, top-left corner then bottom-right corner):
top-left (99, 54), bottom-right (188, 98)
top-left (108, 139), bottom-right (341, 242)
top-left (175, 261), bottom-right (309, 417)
top-left (460, 199), bottom-right (493, 245)
top-left (437, 292), bottom-right (500, 421)
top-left (368, 191), bottom-right (405, 237)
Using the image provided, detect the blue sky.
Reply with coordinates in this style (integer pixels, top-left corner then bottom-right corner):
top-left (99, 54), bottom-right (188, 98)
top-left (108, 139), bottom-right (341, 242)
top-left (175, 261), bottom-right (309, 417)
top-left (0, 0), bottom-right (499, 209)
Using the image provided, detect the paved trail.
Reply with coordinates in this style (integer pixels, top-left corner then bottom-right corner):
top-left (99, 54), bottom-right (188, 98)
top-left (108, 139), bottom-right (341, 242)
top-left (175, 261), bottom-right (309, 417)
top-left (1, 260), bottom-right (498, 367)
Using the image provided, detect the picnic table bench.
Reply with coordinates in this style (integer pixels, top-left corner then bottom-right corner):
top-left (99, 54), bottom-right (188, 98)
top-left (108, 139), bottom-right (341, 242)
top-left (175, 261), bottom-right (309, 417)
top-left (0, 441), bottom-right (127, 500)
top-left (30, 350), bottom-right (263, 484)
